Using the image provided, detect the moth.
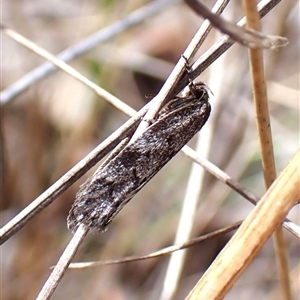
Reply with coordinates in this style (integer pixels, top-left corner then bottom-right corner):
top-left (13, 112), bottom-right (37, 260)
top-left (67, 82), bottom-right (211, 233)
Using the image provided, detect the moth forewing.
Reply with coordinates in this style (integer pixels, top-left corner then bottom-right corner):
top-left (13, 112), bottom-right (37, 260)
top-left (68, 84), bottom-right (211, 234)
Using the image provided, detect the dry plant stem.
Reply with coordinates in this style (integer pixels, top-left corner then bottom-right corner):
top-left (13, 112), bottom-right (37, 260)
top-left (244, 0), bottom-right (277, 193)
top-left (266, 265), bottom-right (300, 300)
top-left (184, 0), bottom-right (287, 49)
top-left (68, 221), bottom-right (242, 268)
top-left (273, 228), bottom-right (294, 299)
top-left (36, 224), bottom-right (88, 300)
top-left (183, 146), bottom-right (300, 238)
top-left (131, 0), bottom-right (230, 141)
top-left (0, 0), bottom-right (179, 105)
top-left (0, 24), bottom-right (135, 117)
top-left (186, 150), bottom-right (300, 300)
top-left (243, 0), bottom-right (292, 299)
top-left (0, 0), bottom-right (285, 242)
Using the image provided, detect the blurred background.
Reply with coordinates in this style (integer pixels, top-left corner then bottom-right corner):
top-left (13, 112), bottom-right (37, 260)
top-left (1, 0), bottom-right (299, 299)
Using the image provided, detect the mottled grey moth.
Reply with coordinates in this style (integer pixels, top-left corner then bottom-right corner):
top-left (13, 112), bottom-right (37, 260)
top-left (67, 82), bottom-right (211, 233)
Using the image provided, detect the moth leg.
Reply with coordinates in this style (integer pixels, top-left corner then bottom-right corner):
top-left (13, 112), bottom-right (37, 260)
top-left (139, 116), bottom-right (157, 128)
top-left (159, 96), bottom-right (182, 117)
top-left (181, 54), bottom-right (200, 99)
top-left (181, 54), bottom-right (192, 71)
top-left (181, 55), bottom-right (213, 101)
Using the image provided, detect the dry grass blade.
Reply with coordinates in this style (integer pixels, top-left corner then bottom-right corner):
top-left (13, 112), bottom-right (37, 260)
top-left (67, 222), bottom-right (242, 268)
top-left (243, 0), bottom-right (292, 298)
top-left (186, 150), bottom-right (300, 300)
top-left (0, 23), bottom-right (135, 117)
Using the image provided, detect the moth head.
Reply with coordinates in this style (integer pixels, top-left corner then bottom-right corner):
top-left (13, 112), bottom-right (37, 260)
top-left (188, 81), bottom-right (213, 102)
